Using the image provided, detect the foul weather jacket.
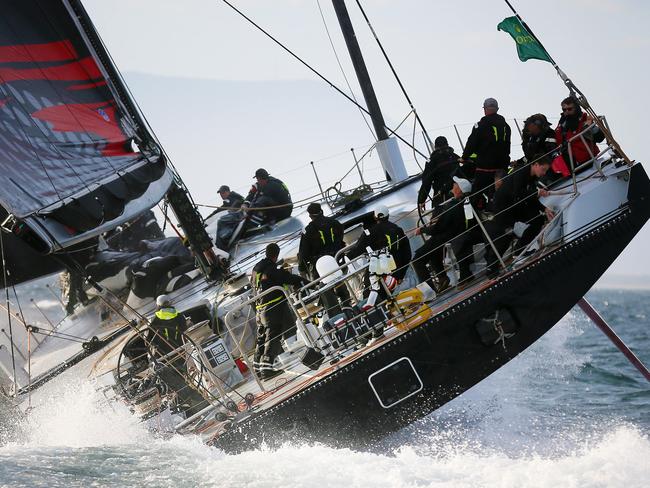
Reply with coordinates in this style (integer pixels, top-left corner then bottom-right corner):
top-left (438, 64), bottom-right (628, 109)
top-left (149, 307), bottom-right (187, 355)
top-left (555, 112), bottom-right (604, 166)
top-left (417, 147), bottom-right (461, 205)
top-left (492, 167), bottom-right (545, 228)
top-left (522, 126), bottom-right (557, 162)
top-left (251, 258), bottom-right (307, 311)
top-left (462, 113), bottom-right (512, 170)
top-left (348, 219), bottom-right (412, 281)
top-left (421, 197), bottom-right (471, 246)
top-left (298, 215), bottom-right (345, 274)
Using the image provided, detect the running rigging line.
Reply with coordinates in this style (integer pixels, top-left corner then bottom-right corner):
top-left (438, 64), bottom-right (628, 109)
top-left (354, 0), bottom-right (432, 151)
top-left (217, 0), bottom-right (428, 160)
top-left (316, 0), bottom-right (376, 141)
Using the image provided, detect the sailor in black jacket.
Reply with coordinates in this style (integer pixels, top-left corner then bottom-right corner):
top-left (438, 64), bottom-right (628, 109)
top-left (521, 114), bottom-right (557, 163)
top-left (348, 206), bottom-right (411, 284)
top-left (206, 185), bottom-right (244, 219)
top-left (148, 294), bottom-right (188, 356)
top-left (484, 155), bottom-right (553, 276)
top-left (461, 98), bottom-right (511, 204)
top-left (251, 243), bottom-right (308, 379)
top-left (412, 177), bottom-right (475, 292)
top-left (417, 136), bottom-right (461, 209)
top-left (298, 202), bottom-right (345, 277)
top-left (244, 168), bottom-right (293, 226)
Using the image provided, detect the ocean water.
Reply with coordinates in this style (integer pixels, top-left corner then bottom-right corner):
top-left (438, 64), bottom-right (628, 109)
top-left (0, 289), bottom-right (648, 488)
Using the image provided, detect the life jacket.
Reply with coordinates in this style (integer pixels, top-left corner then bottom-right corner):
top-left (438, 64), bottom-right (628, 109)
top-left (555, 112), bottom-right (599, 166)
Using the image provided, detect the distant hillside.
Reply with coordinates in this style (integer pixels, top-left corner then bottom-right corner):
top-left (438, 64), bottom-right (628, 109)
top-left (593, 274), bottom-right (650, 290)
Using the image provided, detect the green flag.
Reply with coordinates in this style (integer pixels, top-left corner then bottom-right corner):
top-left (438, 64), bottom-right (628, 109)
top-left (497, 16), bottom-right (552, 63)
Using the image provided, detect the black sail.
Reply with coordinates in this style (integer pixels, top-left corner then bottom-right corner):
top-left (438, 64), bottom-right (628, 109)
top-left (0, 0), bottom-right (173, 284)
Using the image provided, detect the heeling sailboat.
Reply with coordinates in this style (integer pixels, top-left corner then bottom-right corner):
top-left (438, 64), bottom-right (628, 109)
top-left (0, 0), bottom-right (221, 392)
top-left (0, 0), bottom-right (648, 451)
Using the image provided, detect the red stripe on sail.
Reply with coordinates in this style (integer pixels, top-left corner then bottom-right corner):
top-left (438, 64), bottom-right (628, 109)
top-left (32, 102), bottom-right (133, 156)
top-left (0, 40), bottom-right (78, 63)
top-left (0, 98), bottom-right (8, 108)
top-left (67, 80), bottom-right (108, 91)
top-left (0, 56), bottom-right (102, 83)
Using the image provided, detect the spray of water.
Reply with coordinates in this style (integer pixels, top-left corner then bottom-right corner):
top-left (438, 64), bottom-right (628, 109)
top-left (0, 313), bottom-right (648, 488)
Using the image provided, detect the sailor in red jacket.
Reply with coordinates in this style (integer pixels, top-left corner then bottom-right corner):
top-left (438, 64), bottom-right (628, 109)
top-left (555, 96), bottom-right (605, 168)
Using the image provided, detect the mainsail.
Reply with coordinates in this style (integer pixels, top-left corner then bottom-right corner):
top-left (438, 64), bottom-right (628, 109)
top-left (0, 0), bottom-right (172, 284)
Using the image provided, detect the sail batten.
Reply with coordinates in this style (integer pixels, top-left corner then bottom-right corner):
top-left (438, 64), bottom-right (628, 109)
top-left (0, 0), bottom-right (170, 253)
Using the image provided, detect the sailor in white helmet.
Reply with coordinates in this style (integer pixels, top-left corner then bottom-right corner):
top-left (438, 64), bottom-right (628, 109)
top-left (347, 205), bottom-right (412, 337)
top-left (148, 294), bottom-right (187, 356)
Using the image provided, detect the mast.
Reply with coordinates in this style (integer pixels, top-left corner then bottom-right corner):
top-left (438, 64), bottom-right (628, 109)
top-left (331, 0), bottom-right (408, 182)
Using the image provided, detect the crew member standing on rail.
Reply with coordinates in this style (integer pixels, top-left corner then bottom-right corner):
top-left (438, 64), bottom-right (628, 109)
top-left (243, 168), bottom-right (293, 226)
top-left (417, 136), bottom-right (461, 210)
top-left (461, 98), bottom-right (511, 207)
top-left (252, 243), bottom-right (309, 380)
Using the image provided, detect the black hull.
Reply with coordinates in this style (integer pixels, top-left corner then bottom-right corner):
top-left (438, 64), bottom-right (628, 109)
top-left (211, 165), bottom-right (650, 452)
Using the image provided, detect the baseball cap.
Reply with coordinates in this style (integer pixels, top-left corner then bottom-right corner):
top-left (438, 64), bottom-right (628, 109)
top-left (453, 176), bottom-right (472, 194)
top-left (374, 205), bottom-right (389, 219)
top-left (483, 97), bottom-right (499, 110)
top-left (218, 185), bottom-right (230, 193)
top-left (254, 168), bottom-right (269, 179)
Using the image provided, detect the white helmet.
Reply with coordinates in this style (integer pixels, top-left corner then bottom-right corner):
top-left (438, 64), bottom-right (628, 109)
top-left (156, 294), bottom-right (172, 308)
top-left (374, 205), bottom-right (389, 220)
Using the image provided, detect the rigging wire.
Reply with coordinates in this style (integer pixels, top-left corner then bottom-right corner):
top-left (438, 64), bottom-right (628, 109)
top-left (0, 230), bottom-right (18, 396)
top-left (217, 0), bottom-right (428, 160)
top-left (354, 0), bottom-right (432, 152)
top-left (315, 0), bottom-right (376, 141)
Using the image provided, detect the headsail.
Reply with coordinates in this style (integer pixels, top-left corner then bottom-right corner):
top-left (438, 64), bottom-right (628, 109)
top-left (0, 0), bottom-right (172, 274)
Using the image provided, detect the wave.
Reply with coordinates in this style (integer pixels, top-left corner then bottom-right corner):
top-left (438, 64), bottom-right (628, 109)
top-left (0, 311), bottom-right (648, 487)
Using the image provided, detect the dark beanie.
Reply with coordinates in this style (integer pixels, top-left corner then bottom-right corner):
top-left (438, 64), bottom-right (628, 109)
top-left (434, 136), bottom-right (448, 149)
top-left (307, 202), bottom-right (323, 216)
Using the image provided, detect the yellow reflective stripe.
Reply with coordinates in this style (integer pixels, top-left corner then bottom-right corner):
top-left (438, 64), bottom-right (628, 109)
top-left (318, 230), bottom-right (326, 245)
top-left (256, 295), bottom-right (283, 310)
top-left (492, 126), bottom-right (498, 141)
top-left (155, 309), bottom-right (178, 320)
top-left (163, 329), bottom-right (169, 339)
top-left (330, 227), bottom-right (335, 243)
top-left (385, 234), bottom-right (392, 249)
top-left (255, 272), bottom-right (262, 288)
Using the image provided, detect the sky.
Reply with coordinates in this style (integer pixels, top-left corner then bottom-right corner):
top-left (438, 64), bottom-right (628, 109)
top-left (81, 0), bottom-right (650, 278)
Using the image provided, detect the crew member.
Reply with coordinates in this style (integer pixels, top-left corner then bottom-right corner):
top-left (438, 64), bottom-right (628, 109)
top-left (252, 243), bottom-right (308, 380)
top-left (412, 177), bottom-right (475, 292)
top-left (417, 136), bottom-right (461, 210)
top-left (555, 96), bottom-right (604, 169)
top-left (148, 294), bottom-right (188, 356)
top-left (298, 202), bottom-right (349, 315)
top-left (147, 295), bottom-right (205, 415)
top-left (243, 168), bottom-right (293, 226)
top-left (207, 185), bottom-right (244, 218)
top-left (461, 98), bottom-right (511, 206)
top-left (298, 202), bottom-right (345, 277)
top-left (483, 154), bottom-right (554, 277)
